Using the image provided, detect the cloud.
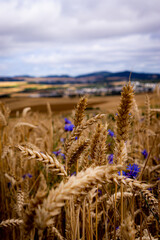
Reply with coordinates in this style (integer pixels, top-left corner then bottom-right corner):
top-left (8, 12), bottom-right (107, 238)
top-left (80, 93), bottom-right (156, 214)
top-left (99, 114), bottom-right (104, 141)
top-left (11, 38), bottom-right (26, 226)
top-left (0, 0), bottom-right (160, 75)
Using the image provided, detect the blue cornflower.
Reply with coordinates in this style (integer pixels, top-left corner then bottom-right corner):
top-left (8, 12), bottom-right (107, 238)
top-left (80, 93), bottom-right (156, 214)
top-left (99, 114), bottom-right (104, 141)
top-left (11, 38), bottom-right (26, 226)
top-left (71, 171), bottom-right (76, 176)
top-left (53, 149), bottom-right (61, 156)
top-left (64, 118), bottom-right (74, 131)
top-left (22, 173), bottom-right (32, 180)
top-left (53, 149), bottom-right (65, 159)
top-left (141, 149), bottom-right (148, 159)
top-left (108, 154), bottom-right (113, 164)
top-left (60, 153), bottom-right (66, 160)
top-left (22, 174), bottom-right (26, 179)
top-left (153, 157), bottom-right (160, 162)
top-left (60, 138), bottom-right (65, 143)
top-left (27, 173), bottom-right (32, 178)
top-left (118, 164), bottom-right (140, 179)
top-left (75, 136), bottom-right (78, 140)
top-left (64, 118), bottom-right (72, 124)
top-left (108, 129), bottom-right (114, 137)
top-left (64, 123), bottom-right (75, 131)
top-left (96, 189), bottom-right (102, 196)
top-left (126, 164), bottom-right (140, 179)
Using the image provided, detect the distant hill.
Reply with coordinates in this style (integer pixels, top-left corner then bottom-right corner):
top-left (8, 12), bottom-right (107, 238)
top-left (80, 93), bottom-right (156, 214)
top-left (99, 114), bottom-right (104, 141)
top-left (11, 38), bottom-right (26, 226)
top-left (45, 75), bottom-right (70, 78)
top-left (76, 71), bottom-right (160, 82)
top-left (76, 71), bottom-right (111, 78)
top-left (0, 77), bottom-right (25, 82)
top-left (14, 75), bottom-right (34, 78)
top-left (107, 71), bottom-right (160, 81)
top-left (0, 71), bottom-right (160, 84)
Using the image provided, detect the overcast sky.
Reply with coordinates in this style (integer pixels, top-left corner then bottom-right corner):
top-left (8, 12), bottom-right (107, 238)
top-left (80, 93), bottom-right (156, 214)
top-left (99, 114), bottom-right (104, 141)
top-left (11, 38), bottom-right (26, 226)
top-left (0, 0), bottom-right (160, 76)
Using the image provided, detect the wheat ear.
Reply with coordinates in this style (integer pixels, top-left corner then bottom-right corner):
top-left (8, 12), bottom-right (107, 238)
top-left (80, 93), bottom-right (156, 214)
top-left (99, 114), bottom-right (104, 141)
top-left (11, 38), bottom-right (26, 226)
top-left (34, 164), bottom-right (123, 230)
top-left (65, 113), bottom-right (105, 153)
top-left (66, 138), bottom-right (90, 174)
top-left (94, 126), bottom-right (108, 166)
top-left (22, 107), bottom-right (31, 117)
top-left (14, 122), bottom-right (37, 129)
top-left (15, 189), bottom-right (25, 218)
top-left (115, 81), bottom-right (134, 233)
top-left (116, 81), bottom-right (134, 142)
top-left (34, 165), bottom-right (151, 231)
top-left (121, 213), bottom-right (136, 240)
top-left (0, 219), bottom-right (23, 228)
top-left (90, 124), bottom-right (107, 165)
top-left (74, 96), bottom-right (87, 128)
top-left (17, 145), bottom-right (67, 176)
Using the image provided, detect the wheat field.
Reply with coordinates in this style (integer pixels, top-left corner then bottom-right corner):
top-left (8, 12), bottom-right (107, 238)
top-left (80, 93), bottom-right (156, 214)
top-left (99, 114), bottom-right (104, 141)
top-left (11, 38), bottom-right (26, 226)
top-left (0, 82), bottom-right (159, 240)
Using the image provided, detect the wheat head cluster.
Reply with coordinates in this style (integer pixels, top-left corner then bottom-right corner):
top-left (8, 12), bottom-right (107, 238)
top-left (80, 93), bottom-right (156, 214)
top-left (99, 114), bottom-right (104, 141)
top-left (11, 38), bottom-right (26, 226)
top-left (0, 82), bottom-right (159, 240)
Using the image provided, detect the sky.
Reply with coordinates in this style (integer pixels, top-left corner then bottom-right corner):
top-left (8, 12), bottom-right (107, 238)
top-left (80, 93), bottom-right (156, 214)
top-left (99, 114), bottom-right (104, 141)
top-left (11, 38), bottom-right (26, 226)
top-left (0, 0), bottom-right (160, 76)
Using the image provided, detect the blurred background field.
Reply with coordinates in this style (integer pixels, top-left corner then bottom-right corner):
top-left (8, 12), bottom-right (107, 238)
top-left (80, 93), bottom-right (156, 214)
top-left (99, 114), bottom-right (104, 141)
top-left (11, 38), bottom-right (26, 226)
top-left (1, 92), bottom-right (159, 117)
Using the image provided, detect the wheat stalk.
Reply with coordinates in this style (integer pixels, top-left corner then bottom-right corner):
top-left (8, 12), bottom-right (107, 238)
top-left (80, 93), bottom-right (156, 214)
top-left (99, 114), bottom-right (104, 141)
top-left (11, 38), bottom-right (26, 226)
top-left (23, 173), bottom-right (48, 238)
